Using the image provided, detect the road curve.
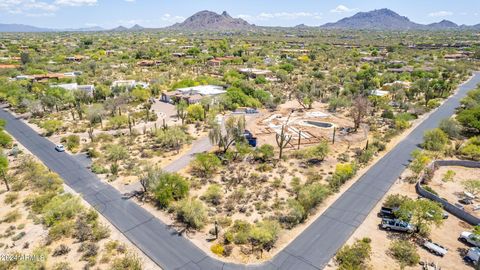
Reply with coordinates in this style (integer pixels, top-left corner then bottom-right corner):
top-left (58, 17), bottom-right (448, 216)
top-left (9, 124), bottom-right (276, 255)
top-left (1, 72), bottom-right (479, 270)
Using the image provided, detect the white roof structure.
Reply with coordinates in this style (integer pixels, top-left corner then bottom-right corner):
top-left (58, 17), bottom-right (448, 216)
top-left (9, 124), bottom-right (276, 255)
top-left (176, 85), bottom-right (226, 96)
top-left (238, 68), bottom-right (272, 76)
top-left (52, 83), bottom-right (95, 96)
top-left (370, 89), bottom-right (390, 97)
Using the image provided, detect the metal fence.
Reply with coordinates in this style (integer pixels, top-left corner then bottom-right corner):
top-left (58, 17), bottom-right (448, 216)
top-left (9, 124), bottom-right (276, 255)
top-left (416, 160), bottom-right (480, 226)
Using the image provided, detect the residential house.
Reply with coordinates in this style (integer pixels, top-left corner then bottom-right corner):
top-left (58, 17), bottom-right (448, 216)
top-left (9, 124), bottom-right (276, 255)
top-left (51, 83), bottom-right (95, 97)
top-left (161, 85), bottom-right (226, 104)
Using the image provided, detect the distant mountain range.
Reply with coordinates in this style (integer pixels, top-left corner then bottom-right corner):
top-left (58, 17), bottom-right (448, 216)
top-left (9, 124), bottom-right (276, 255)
top-left (1, 9), bottom-right (480, 32)
top-left (168, 10), bottom-right (252, 30)
top-left (321, 9), bottom-right (480, 30)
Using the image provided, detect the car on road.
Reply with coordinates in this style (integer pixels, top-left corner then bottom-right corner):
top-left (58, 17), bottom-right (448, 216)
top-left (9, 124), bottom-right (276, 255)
top-left (459, 231), bottom-right (480, 247)
top-left (380, 218), bottom-right (415, 233)
top-left (422, 239), bottom-right (448, 257)
top-left (54, 144), bottom-right (65, 152)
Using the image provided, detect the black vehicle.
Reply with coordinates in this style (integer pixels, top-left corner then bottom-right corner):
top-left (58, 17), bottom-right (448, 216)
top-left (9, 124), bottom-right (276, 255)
top-left (459, 198), bottom-right (474, 205)
top-left (378, 207), bottom-right (398, 218)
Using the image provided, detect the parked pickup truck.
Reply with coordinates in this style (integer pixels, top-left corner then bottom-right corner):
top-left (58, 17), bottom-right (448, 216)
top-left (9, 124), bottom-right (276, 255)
top-left (380, 218), bottom-right (415, 233)
top-left (459, 231), bottom-right (480, 247)
top-left (422, 239), bottom-right (448, 257)
top-left (465, 247), bottom-right (480, 265)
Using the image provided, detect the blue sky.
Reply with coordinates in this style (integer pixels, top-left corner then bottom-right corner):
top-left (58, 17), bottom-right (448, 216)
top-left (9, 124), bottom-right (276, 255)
top-left (1, 0), bottom-right (480, 28)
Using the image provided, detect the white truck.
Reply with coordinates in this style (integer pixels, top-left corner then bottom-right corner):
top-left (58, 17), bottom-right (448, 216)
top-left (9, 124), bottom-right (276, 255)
top-left (459, 231), bottom-right (480, 247)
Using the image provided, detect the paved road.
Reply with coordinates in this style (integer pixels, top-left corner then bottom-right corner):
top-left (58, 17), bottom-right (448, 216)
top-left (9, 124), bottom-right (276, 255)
top-left (1, 72), bottom-right (479, 270)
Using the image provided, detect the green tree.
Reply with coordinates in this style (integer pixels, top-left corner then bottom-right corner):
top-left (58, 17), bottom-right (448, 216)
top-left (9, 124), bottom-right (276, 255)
top-left (388, 240), bottom-right (420, 269)
top-left (439, 118), bottom-right (462, 139)
top-left (174, 198), bottom-right (207, 229)
top-left (297, 183), bottom-right (330, 212)
top-left (187, 104), bottom-right (205, 122)
top-left (248, 220), bottom-right (281, 253)
top-left (40, 119), bottom-right (63, 136)
top-left (153, 172), bottom-right (189, 208)
top-left (203, 184), bottom-right (223, 205)
top-left (155, 126), bottom-right (191, 153)
top-left (131, 87), bottom-right (151, 102)
top-left (460, 136), bottom-right (480, 160)
top-left (191, 153), bottom-right (221, 178)
top-left (422, 128), bottom-right (448, 151)
top-left (462, 179), bottom-right (480, 195)
top-left (0, 131), bottom-right (13, 148)
top-left (254, 144), bottom-right (274, 162)
top-left (209, 116), bottom-right (245, 154)
top-left (457, 106), bottom-right (480, 134)
top-left (396, 198), bottom-right (444, 235)
top-left (335, 238), bottom-right (372, 270)
top-left (106, 144), bottom-right (129, 165)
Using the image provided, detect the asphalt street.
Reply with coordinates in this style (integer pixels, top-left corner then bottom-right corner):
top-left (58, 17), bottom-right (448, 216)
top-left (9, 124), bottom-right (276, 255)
top-left (1, 72), bottom-right (479, 270)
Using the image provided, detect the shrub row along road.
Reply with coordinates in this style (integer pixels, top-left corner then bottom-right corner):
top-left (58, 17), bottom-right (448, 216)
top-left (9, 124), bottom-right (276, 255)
top-left (1, 72), bottom-right (479, 270)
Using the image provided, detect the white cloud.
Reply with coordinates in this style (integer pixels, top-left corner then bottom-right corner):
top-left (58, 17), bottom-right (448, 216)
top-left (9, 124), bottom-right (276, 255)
top-left (54, 0), bottom-right (97, 6)
top-left (0, 0), bottom-right (96, 17)
top-left (428, 11), bottom-right (453, 17)
top-left (237, 11), bottom-right (322, 21)
top-left (330, 5), bottom-right (356, 13)
top-left (0, 0), bottom-right (58, 16)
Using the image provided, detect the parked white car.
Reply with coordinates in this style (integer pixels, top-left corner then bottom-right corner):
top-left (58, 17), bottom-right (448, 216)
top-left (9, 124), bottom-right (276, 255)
top-left (459, 231), bottom-right (480, 247)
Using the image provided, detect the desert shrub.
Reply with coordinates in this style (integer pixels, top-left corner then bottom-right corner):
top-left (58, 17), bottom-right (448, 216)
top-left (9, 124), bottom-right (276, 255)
top-left (52, 262), bottom-right (73, 270)
top-left (53, 244), bottom-right (71, 257)
top-left (174, 198), bottom-right (207, 229)
top-left (91, 162), bottom-right (109, 174)
top-left (4, 192), bottom-right (19, 204)
top-left (356, 148), bottom-right (376, 164)
top-left (439, 118), bottom-right (462, 139)
top-left (280, 199), bottom-right (306, 228)
top-left (409, 150), bottom-right (431, 175)
top-left (191, 153), bottom-right (221, 178)
top-left (110, 253), bottom-right (143, 270)
top-left (61, 135), bottom-right (80, 151)
top-left (92, 222), bottom-right (110, 241)
top-left (0, 131), bottom-right (13, 148)
top-left (42, 194), bottom-right (82, 227)
top-left (388, 240), bottom-right (420, 269)
top-left (211, 243), bottom-right (225, 256)
top-left (2, 209), bottom-right (21, 223)
top-left (457, 105), bottom-right (480, 134)
top-left (11, 231), bottom-right (25, 241)
top-left (254, 144), bottom-right (275, 162)
top-left (203, 184), bottom-right (223, 205)
top-left (442, 170), bottom-right (456, 182)
top-left (49, 220), bottom-right (74, 240)
top-left (248, 220), bottom-right (281, 251)
top-left (423, 185), bottom-right (439, 196)
top-left (297, 183), bottom-right (330, 212)
top-left (108, 115), bottom-right (128, 129)
top-left (78, 242), bottom-right (99, 261)
top-left (227, 220), bottom-right (252, 245)
top-left (155, 126), bottom-right (191, 151)
top-left (153, 172), bottom-right (189, 208)
top-left (187, 104), bottom-right (205, 122)
top-left (329, 163), bottom-right (357, 191)
top-left (460, 136), bottom-right (480, 161)
top-left (335, 238), bottom-right (372, 270)
top-left (40, 119), bottom-right (63, 136)
top-left (422, 128), bottom-right (448, 151)
top-left (383, 194), bottom-right (410, 208)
